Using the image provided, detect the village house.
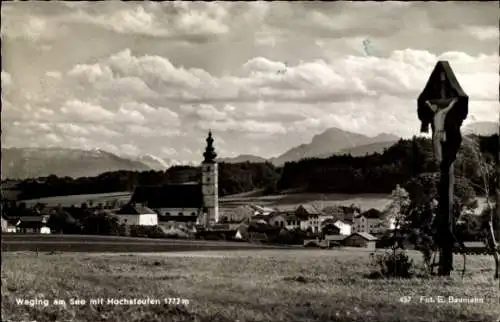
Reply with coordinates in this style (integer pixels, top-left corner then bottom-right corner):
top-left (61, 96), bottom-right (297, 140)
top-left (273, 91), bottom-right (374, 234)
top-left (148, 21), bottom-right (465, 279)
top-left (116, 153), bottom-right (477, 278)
top-left (296, 204), bottom-right (333, 234)
top-left (284, 213), bottom-right (301, 230)
top-left (224, 205), bottom-right (256, 223)
top-left (268, 212), bottom-right (287, 228)
top-left (250, 214), bottom-right (269, 225)
top-left (322, 204), bottom-right (361, 224)
top-left (321, 219), bottom-right (341, 236)
top-left (2, 216), bottom-right (17, 232)
top-left (341, 205), bottom-right (361, 224)
top-left (250, 205), bottom-right (276, 216)
top-left (333, 220), bottom-right (352, 235)
top-left (321, 205), bottom-right (345, 221)
top-left (15, 216), bottom-right (51, 234)
top-left (324, 234), bottom-right (347, 247)
top-left (266, 211), bottom-right (300, 230)
top-left (352, 208), bottom-right (391, 234)
top-left (343, 232), bottom-right (378, 249)
top-left (114, 203), bottom-right (158, 226)
top-left (130, 184), bottom-right (202, 221)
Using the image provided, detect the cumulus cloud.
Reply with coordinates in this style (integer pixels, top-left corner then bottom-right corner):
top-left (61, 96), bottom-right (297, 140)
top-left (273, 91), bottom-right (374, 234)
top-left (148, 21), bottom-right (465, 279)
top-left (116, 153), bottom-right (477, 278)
top-left (1, 1), bottom-right (498, 161)
top-left (3, 47), bottom-right (498, 159)
top-left (60, 99), bottom-right (114, 123)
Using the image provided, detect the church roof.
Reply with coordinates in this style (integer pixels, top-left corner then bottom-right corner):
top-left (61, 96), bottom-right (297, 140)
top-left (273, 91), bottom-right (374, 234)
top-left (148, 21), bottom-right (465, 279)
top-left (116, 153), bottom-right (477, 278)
top-left (115, 204), bottom-right (156, 215)
top-left (130, 184), bottom-right (204, 209)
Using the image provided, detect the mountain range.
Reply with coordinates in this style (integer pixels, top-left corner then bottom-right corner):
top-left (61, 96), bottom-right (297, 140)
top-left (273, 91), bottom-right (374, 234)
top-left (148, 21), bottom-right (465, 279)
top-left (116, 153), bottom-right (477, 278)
top-left (221, 121), bottom-right (498, 164)
top-left (219, 129), bottom-right (400, 165)
top-left (2, 121), bottom-right (497, 180)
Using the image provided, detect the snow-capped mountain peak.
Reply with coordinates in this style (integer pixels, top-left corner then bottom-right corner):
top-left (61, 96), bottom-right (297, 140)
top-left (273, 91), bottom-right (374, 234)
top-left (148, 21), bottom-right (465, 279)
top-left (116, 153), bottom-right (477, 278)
top-left (140, 154), bottom-right (172, 169)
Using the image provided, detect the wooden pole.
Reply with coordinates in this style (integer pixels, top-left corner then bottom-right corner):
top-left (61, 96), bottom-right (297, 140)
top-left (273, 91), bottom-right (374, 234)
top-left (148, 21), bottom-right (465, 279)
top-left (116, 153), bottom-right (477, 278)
top-left (437, 158), bottom-right (454, 276)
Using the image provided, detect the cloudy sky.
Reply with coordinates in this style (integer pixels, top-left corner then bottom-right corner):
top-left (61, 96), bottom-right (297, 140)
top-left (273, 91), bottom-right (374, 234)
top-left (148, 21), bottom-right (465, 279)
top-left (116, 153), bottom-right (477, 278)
top-left (1, 2), bottom-right (498, 163)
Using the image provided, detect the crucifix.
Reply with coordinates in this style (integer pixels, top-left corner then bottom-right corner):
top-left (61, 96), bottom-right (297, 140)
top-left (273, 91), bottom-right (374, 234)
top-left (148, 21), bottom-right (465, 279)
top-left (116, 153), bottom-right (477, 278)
top-left (417, 61), bottom-right (469, 276)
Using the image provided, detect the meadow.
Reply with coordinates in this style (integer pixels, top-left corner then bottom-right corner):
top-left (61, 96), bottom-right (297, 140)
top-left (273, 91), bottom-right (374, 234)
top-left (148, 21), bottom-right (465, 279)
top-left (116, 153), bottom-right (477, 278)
top-left (20, 191), bottom-right (489, 214)
top-left (2, 249), bottom-right (499, 322)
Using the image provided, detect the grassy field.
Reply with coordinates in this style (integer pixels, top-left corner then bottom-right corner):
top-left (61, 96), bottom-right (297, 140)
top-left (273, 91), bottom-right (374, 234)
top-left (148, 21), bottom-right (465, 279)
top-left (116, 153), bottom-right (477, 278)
top-left (2, 249), bottom-right (499, 322)
top-left (19, 190), bottom-right (490, 214)
top-left (1, 234), bottom-right (286, 253)
top-left (20, 191), bottom-right (392, 210)
top-left (221, 192), bottom-right (393, 211)
top-left (21, 192), bottom-right (133, 208)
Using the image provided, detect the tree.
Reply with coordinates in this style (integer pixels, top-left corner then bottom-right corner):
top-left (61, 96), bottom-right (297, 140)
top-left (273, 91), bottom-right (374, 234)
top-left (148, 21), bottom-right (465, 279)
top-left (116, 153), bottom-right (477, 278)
top-left (461, 135), bottom-right (498, 280)
top-left (47, 210), bottom-right (81, 234)
top-left (384, 184), bottom-right (411, 230)
top-left (80, 210), bottom-right (120, 235)
top-left (404, 173), bottom-right (477, 222)
top-left (402, 173), bottom-right (477, 275)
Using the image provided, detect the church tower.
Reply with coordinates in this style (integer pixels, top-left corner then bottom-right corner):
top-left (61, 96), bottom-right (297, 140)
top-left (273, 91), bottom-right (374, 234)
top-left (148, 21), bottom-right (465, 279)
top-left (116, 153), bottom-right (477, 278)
top-left (201, 130), bottom-right (219, 226)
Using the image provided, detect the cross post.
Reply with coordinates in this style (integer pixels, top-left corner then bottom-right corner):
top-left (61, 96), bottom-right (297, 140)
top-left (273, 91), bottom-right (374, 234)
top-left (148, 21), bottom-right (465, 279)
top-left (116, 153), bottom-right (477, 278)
top-left (417, 61), bottom-right (469, 276)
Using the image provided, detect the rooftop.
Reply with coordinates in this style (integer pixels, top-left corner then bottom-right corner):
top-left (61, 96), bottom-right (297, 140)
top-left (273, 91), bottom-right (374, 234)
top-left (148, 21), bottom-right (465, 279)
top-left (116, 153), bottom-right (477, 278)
top-left (349, 232), bottom-right (378, 241)
top-left (325, 235), bottom-right (346, 241)
top-left (359, 208), bottom-right (384, 219)
top-left (130, 184), bottom-right (203, 209)
top-left (115, 204), bottom-right (157, 215)
top-left (296, 204), bottom-right (323, 215)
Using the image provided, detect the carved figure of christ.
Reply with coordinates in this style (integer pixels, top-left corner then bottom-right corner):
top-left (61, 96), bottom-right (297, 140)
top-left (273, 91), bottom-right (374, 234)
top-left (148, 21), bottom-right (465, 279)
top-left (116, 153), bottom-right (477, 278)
top-left (425, 98), bottom-right (458, 164)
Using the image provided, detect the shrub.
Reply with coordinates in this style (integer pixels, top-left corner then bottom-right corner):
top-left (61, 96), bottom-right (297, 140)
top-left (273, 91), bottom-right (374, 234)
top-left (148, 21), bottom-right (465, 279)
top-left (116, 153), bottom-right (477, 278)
top-left (304, 241), bottom-right (320, 248)
top-left (129, 225), bottom-right (168, 238)
top-left (370, 250), bottom-right (414, 278)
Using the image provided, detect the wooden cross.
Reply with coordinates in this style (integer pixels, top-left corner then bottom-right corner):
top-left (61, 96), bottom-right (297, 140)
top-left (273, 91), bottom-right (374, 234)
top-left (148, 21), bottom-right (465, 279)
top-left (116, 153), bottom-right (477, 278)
top-left (417, 61), bottom-right (469, 276)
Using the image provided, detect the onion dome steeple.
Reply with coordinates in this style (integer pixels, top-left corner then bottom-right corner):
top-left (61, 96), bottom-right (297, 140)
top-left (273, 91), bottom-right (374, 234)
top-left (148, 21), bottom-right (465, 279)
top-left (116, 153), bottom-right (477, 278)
top-left (202, 130), bottom-right (217, 163)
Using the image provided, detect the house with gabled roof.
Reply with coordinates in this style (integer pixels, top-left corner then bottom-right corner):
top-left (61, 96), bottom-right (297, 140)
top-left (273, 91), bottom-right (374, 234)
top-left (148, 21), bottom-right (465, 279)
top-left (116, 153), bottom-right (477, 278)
top-left (114, 203), bottom-right (158, 226)
top-left (283, 213), bottom-right (301, 230)
top-left (16, 216), bottom-right (51, 234)
top-left (343, 232), bottom-right (378, 249)
top-left (250, 204), bottom-right (276, 216)
top-left (267, 211), bottom-right (287, 229)
top-left (353, 208), bottom-right (390, 234)
top-left (1, 216), bottom-right (14, 232)
top-left (130, 184), bottom-right (202, 215)
top-left (296, 204), bottom-right (334, 234)
top-left (319, 219), bottom-right (351, 237)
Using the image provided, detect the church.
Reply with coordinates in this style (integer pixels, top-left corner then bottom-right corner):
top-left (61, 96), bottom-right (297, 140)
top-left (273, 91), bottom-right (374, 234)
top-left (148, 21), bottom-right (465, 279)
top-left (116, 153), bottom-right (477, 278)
top-left (128, 131), bottom-right (219, 227)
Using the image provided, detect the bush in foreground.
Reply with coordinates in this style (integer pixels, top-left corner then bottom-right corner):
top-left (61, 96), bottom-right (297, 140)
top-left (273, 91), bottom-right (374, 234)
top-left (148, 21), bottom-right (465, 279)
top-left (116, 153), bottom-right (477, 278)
top-left (369, 249), bottom-right (415, 278)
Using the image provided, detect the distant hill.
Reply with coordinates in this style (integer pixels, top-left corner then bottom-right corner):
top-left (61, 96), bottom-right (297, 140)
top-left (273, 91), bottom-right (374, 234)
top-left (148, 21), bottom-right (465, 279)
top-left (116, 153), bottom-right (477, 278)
top-left (218, 154), bottom-right (268, 164)
top-left (463, 121), bottom-right (498, 136)
top-left (1, 147), bottom-right (151, 180)
top-left (133, 154), bottom-right (181, 170)
top-left (337, 140), bottom-right (398, 157)
top-left (214, 128), bottom-right (400, 165)
top-left (270, 128), bottom-right (399, 165)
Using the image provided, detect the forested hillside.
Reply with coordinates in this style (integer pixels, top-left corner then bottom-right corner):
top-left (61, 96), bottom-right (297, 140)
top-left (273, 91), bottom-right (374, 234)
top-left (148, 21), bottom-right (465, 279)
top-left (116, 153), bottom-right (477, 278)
top-left (277, 135), bottom-right (497, 195)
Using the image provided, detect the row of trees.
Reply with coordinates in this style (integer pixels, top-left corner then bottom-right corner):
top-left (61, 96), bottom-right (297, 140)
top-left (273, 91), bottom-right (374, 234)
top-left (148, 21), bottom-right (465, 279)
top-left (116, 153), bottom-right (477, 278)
top-left (14, 162), bottom-right (281, 200)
